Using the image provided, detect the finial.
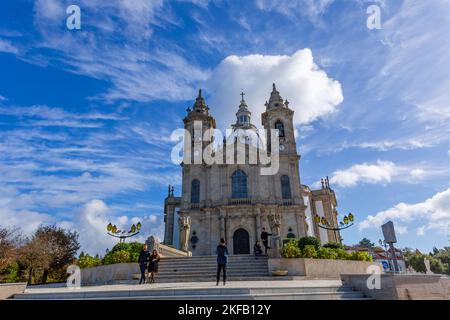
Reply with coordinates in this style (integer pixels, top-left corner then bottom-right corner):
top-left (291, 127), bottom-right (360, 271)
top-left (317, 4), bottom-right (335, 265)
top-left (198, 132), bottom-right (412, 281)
top-left (272, 83), bottom-right (276, 91)
top-left (168, 184), bottom-right (171, 196)
top-left (240, 91), bottom-right (245, 102)
top-left (321, 178), bottom-right (325, 189)
top-left (198, 88), bottom-right (202, 98)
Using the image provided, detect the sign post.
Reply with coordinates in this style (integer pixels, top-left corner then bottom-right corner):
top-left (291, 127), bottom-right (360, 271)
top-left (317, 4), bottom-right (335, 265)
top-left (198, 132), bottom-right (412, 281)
top-left (382, 221), bottom-right (399, 272)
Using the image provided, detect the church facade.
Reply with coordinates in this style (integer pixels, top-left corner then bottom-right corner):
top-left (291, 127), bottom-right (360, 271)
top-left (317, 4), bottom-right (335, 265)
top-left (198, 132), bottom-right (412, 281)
top-left (163, 84), bottom-right (340, 256)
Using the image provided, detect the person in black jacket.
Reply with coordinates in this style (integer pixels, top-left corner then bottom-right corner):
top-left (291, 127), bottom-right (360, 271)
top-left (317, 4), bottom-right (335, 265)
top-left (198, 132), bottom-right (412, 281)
top-left (216, 238), bottom-right (229, 286)
top-left (138, 244), bottom-right (150, 284)
top-left (260, 228), bottom-right (272, 255)
top-left (148, 249), bottom-right (161, 284)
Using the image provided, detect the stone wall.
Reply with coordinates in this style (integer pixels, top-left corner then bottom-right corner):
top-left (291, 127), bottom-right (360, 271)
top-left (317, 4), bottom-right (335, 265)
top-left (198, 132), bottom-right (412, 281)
top-left (340, 274), bottom-right (450, 300)
top-left (268, 258), bottom-right (381, 279)
top-left (0, 283), bottom-right (27, 299)
top-left (81, 263), bottom-right (138, 286)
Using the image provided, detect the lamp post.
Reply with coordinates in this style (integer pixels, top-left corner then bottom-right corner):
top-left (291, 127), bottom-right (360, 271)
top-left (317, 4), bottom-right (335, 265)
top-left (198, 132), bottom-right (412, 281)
top-left (107, 222), bottom-right (142, 243)
top-left (314, 212), bottom-right (355, 245)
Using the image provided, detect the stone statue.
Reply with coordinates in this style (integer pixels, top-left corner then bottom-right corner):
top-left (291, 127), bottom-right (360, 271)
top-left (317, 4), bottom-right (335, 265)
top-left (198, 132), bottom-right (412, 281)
top-left (178, 215), bottom-right (191, 252)
top-left (424, 258), bottom-right (433, 275)
top-left (268, 214), bottom-right (282, 258)
top-left (146, 235), bottom-right (160, 253)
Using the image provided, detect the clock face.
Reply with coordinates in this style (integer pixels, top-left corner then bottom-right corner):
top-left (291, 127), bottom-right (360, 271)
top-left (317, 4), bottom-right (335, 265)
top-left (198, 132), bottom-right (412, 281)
top-left (279, 144), bottom-right (286, 151)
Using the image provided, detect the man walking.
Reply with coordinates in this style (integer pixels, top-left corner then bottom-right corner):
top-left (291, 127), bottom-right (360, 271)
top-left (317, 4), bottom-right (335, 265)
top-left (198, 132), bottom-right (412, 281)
top-left (260, 228), bottom-right (272, 256)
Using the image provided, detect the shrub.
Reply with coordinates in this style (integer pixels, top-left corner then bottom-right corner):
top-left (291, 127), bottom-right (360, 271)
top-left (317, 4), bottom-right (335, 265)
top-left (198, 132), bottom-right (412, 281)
top-left (323, 242), bottom-right (344, 250)
top-left (429, 257), bottom-right (445, 274)
top-left (350, 251), bottom-right (373, 262)
top-left (282, 240), bottom-right (301, 258)
top-left (103, 250), bottom-right (131, 265)
top-left (77, 254), bottom-right (102, 269)
top-left (298, 237), bottom-right (321, 251)
top-left (407, 254), bottom-right (427, 273)
top-left (301, 245), bottom-right (318, 259)
top-left (335, 248), bottom-right (351, 260)
top-left (318, 247), bottom-right (338, 260)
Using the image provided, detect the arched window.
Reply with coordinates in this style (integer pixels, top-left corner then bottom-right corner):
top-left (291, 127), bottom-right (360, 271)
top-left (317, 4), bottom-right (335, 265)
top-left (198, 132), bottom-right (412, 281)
top-left (191, 179), bottom-right (200, 203)
top-left (232, 170), bottom-right (248, 198)
top-left (281, 175), bottom-right (291, 199)
top-left (275, 120), bottom-right (285, 137)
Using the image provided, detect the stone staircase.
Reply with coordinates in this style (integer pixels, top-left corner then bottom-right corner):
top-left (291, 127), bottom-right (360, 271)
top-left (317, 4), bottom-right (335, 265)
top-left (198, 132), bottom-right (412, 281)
top-left (13, 281), bottom-right (370, 300)
top-left (132, 255), bottom-right (271, 283)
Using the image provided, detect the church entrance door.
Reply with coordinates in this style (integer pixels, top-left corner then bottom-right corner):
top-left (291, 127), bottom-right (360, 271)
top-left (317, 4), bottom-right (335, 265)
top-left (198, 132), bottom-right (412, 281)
top-left (233, 228), bottom-right (250, 254)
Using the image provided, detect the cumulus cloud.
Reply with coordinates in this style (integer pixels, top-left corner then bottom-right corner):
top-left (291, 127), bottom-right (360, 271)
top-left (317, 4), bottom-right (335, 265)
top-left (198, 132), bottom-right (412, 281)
top-left (206, 49), bottom-right (343, 130)
top-left (73, 200), bottom-right (164, 255)
top-left (359, 188), bottom-right (450, 237)
top-left (328, 160), bottom-right (445, 188)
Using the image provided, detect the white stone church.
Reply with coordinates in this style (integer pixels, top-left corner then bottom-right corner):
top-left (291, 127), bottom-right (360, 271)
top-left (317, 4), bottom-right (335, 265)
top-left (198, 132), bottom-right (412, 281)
top-left (163, 84), bottom-right (340, 256)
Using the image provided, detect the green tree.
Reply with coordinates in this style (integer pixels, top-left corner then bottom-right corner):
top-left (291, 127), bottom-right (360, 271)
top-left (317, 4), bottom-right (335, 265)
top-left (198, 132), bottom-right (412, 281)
top-left (407, 253), bottom-right (427, 273)
top-left (429, 256), bottom-right (445, 274)
top-left (358, 238), bottom-right (375, 248)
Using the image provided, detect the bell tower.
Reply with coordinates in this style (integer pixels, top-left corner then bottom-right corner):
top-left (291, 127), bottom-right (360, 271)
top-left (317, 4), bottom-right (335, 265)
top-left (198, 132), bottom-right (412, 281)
top-left (261, 83), bottom-right (298, 157)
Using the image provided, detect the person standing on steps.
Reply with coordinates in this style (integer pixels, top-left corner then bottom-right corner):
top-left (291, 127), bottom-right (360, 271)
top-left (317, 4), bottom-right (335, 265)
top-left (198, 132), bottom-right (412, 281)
top-left (138, 244), bottom-right (150, 285)
top-left (216, 238), bottom-right (228, 286)
top-left (148, 249), bottom-right (161, 284)
top-left (260, 227), bottom-right (272, 256)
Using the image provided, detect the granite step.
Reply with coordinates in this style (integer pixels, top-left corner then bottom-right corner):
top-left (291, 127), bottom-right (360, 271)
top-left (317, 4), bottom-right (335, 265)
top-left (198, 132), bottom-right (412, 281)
top-left (14, 285), bottom-right (368, 300)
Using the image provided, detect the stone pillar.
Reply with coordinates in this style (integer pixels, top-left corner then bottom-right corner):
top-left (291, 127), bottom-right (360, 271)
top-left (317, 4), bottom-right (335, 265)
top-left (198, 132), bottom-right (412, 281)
top-left (255, 207), bottom-right (262, 241)
top-left (219, 208), bottom-right (225, 240)
top-left (164, 204), bottom-right (175, 245)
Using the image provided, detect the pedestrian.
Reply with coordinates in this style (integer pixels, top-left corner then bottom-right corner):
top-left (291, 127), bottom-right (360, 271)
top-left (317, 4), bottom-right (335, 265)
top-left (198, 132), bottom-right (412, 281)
top-left (253, 240), bottom-right (263, 258)
top-left (138, 244), bottom-right (150, 284)
top-left (148, 249), bottom-right (161, 284)
top-left (216, 238), bottom-right (228, 286)
top-left (260, 227), bottom-right (272, 255)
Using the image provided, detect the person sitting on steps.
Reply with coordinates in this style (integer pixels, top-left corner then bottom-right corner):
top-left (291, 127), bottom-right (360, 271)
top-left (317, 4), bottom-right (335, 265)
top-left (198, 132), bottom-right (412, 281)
top-left (260, 228), bottom-right (272, 256)
top-left (254, 240), bottom-right (263, 259)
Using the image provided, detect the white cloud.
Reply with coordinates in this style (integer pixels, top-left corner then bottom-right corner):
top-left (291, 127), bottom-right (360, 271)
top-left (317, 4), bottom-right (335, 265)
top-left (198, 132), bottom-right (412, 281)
top-left (359, 188), bottom-right (450, 237)
top-left (0, 38), bottom-right (19, 54)
top-left (378, 1), bottom-right (450, 123)
top-left (73, 200), bottom-right (164, 255)
top-left (328, 160), bottom-right (445, 188)
top-left (255, 0), bottom-right (334, 24)
top-left (206, 49), bottom-right (343, 130)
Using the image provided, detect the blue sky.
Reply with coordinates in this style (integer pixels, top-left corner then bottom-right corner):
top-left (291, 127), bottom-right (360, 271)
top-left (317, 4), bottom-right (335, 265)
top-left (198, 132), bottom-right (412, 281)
top-left (0, 0), bottom-right (449, 255)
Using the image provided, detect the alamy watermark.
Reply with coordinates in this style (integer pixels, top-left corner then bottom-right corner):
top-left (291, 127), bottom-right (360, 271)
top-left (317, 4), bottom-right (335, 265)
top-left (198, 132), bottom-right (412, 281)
top-left (66, 264), bottom-right (81, 289)
top-left (170, 121), bottom-right (280, 175)
top-left (366, 264), bottom-right (382, 290)
top-left (66, 5), bottom-right (81, 30)
top-left (367, 5), bottom-right (382, 30)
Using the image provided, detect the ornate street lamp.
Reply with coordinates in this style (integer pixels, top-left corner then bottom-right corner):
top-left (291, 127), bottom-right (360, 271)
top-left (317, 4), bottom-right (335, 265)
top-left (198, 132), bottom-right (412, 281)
top-left (314, 212), bottom-right (355, 231)
top-left (314, 213), bottom-right (354, 245)
top-left (107, 221), bottom-right (142, 243)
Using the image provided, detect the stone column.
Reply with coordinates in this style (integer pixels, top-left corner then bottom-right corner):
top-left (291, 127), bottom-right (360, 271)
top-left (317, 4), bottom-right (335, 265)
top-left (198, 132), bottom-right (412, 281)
top-left (255, 207), bottom-right (262, 241)
top-left (219, 208), bottom-right (225, 240)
